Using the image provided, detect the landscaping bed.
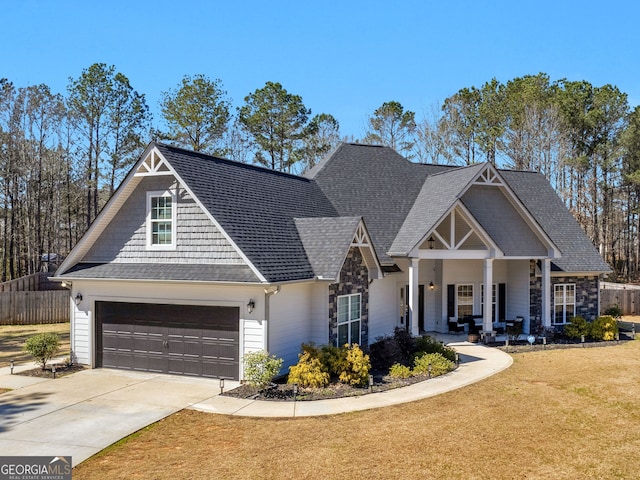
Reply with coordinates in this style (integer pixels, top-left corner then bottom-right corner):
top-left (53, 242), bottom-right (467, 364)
top-left (16, 363), bottom-right (86, 379)
top-left (223, 368), bottom-right (452, 401)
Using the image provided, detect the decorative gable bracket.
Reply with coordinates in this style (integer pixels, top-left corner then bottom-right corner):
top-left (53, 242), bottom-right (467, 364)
top-left (472, 164), bottom-right (504, 186)
top-left (135, 149), bottom-right (174, 176)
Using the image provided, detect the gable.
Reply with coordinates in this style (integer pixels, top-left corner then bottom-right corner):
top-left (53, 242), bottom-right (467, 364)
top-left (461, 184), bottom-right (548, 257)
top-left (82, 175), bottom-right (245, 265)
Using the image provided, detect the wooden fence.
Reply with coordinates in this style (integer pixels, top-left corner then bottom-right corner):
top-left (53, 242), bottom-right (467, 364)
top-left (0, 272), bottom-right (66, 292)
top-left (600, 289), bottom-right (640, 316)
top-left (0, 290), bottom-right (70, 325)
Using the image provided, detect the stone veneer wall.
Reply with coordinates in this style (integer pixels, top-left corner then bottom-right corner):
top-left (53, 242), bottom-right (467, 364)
top-left (529, 260), bottom-right (600, 331)
top-left (328, 246), bottom-right (369, 347)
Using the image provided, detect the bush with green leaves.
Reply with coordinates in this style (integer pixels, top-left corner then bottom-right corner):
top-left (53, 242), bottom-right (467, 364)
top-left (242, 350), bottom-right (283, 389)
top-left (338, 344), bottom-right (371, 386)
top-left (413, 352), bottom-right (455, 377)
top-left (24, 332), bottom-right (60, 371)
top-left (389, 363), bottom-right (413, 379)
top-left (603, 305), bottom-right (623, 320)
top-left (590, 315), bottom-right (618, 341)
top-left (414, 335), bottom-right (456, 363)
top-left (563, 316), bottom-right (590, 340)
top-left (320, 344), bottom-right (348, 379)
top-left (288, 351), bottom-right (330, 388)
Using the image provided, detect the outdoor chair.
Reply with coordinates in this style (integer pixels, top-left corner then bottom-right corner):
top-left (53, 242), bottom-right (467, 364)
top-left (448, 317), bottom-right (465, 334)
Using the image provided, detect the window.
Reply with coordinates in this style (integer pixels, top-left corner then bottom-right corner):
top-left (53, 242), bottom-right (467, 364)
top-left (147, 191), bottom-right (176, 249)
top-left (481, 284), bottom-right (497, 322)
top-left (457, 284), bottom-right (473, 319)
top-left (554, 284), bottom-right (575, 324)
top-left (337, 293), bottom-right (361, 346)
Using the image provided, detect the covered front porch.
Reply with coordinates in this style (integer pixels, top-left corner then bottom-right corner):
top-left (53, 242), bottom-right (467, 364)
top-left (395, 256), bottom-right (555, 339)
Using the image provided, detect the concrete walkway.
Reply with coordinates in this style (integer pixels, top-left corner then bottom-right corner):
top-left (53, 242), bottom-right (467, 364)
top-left (190, 336), bottom-right (513, 416)
top-left (0, 336), bottom-right (511, 465)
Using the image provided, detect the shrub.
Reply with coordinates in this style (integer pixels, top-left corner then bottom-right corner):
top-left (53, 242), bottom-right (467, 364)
top-left (242, 350), bottom-right (283, 389)
top-left (603, 305), bottom-right (623, 320)
top-left (412, 352), bottom-right (455, 377)
top-left (590, 315), bottom-right (618, 341)
top-left (414, 336), bottom-right (456, 363)
top-left (389, 363), bottom-right (412, 379)
top-left (320, 344), bottom-right (348, 379)
top-left (563, 316), bottom-right (589, 340)
top-left (24, 332), bottom-right (60, 371)
top-left (287, 351), bottom-right (330, 388)
top-left (338, 344), bottom-right (371, 386)
top-left (369, 327), bottom-right (416, 371)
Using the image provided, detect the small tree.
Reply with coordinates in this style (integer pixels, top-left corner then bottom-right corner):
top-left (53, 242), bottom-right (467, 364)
top-left (242, 350), bottom-right (283, 389)
top-left (24, 333), bottom-right (60, 371)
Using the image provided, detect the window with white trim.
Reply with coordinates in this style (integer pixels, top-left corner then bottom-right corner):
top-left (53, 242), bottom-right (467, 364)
top-left (337, 293), bottom-right (361, 346)
top-left (554, 284), bottom-right (575, 324)
top-left (457, 284), bottom-right (473, 319)
top-left (147, 190), bottom-right (176, 249)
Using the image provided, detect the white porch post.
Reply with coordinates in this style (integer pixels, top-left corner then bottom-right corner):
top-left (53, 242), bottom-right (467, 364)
top-left (409, 258), bottom-right (420, 336)
top-left (541, 259), bottom-right (551, 327)
top-left (483, 258), bottom-right (493, 333)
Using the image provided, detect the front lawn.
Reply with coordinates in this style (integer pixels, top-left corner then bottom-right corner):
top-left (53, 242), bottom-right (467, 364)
top-left (0, 323), bottom-right (70, 367)
top-left (73, 340), bottom-right (640, 479)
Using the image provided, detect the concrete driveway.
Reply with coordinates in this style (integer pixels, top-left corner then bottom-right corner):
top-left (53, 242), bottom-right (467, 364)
top-left (0, 368), bottom-right (235, 466)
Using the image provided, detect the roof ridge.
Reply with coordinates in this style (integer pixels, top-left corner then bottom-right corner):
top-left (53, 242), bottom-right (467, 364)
top-left (154, 141), bottom-right (313, 182)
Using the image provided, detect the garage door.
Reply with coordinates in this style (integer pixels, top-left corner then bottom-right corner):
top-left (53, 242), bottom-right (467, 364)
top-left (96, 301), bottom-right (239, 380)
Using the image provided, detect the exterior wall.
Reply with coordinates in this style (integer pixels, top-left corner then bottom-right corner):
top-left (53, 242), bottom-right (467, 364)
top-left (309, 282), bottom-right (330, 345)
top-left (83, 175), bottom-right (244, 265)
top-left (368, 274), bottom-right (400, 341)
top-left (529, 260), bottom-right (600, 330)
top-left (506, 260), bottom-right (530, 322)
top-left (328, 247), bottom-right (369, 347)
top-left (269, 282), bottom-right (314, 369)
top-left (70, 279), bottom-right (265, 379)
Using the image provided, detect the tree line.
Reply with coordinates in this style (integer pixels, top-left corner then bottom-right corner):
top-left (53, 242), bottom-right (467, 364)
top-left (1, 66), bottom-right (638, 282)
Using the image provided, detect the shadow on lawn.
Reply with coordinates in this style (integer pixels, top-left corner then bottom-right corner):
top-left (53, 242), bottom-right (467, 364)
top-left (0, 391), bottom-right (51, 433)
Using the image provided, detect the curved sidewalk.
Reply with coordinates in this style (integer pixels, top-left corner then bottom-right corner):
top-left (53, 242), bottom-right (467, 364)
top-left (189, 339), bottom-right (513, 417)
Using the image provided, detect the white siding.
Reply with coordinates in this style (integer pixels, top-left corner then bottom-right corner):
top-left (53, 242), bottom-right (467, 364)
top-left (507, 259), bottom-right (531, 331)
top-left (369, 275), bottom-right (399, 340)
top-left (268, 283), bottom-right (314, 369)
top-left (309, 282), bottom-right (329, 345)
top-left (72, 297), bottom-right (91, 365)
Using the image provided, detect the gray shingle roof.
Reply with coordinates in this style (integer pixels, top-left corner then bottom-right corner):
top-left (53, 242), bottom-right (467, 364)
top-left (294, 217), bottom-right (362, 279)
top-left (156, 143), bottom-right (338, 283)
top-left (389, 164), bottom-right (485, 255)
top-left (62, 263), bottom-right (260, 282)
top-left (307, 143), bottom-right (434, 265)
top-left (500, 170), bottom-right (611, 273)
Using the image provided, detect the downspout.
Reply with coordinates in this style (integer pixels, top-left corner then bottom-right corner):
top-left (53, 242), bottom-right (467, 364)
top-left (263, 285), bottom-right (281, 352)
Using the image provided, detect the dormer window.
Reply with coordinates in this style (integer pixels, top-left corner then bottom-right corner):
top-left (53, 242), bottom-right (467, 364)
top-left (147, 190), bottom-right (176, 249)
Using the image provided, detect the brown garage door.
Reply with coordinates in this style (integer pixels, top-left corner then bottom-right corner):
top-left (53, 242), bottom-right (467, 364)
top-left (96, 301), bottom-right (239, 380)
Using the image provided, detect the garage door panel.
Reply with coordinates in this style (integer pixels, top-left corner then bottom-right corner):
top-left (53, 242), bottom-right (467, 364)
top-left (96, 301), bottom-right (239, 380)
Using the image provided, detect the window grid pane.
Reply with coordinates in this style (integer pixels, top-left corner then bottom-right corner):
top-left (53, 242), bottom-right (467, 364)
top-left (336, 294), bottom-right (361, 345)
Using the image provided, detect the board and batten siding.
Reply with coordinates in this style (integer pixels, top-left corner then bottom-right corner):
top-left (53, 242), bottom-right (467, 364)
top-left (82, 175), bottom-right (244, 265)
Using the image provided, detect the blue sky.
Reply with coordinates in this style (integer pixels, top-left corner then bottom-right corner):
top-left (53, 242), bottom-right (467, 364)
top-left (2, 0), bottom-right (638, 138)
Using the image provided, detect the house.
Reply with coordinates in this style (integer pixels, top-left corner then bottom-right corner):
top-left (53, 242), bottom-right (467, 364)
top-left (54, 142), bottom-right (611, 380)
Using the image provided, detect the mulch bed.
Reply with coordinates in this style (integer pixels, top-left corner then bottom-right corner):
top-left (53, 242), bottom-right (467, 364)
top-left (17, 363), bottom-right (86, 379)
top-left (223, 368), bottom-right (457, 402)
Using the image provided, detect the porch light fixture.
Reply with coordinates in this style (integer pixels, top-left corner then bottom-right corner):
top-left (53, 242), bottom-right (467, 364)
top-left (247, 299), bottom-right (255, 314)
top-left (429, 281), bottom-right (435, 291)
top-left (74, 293), bottom-right (83, 306)
top-left (428, 236), bottom-right (435, 249)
